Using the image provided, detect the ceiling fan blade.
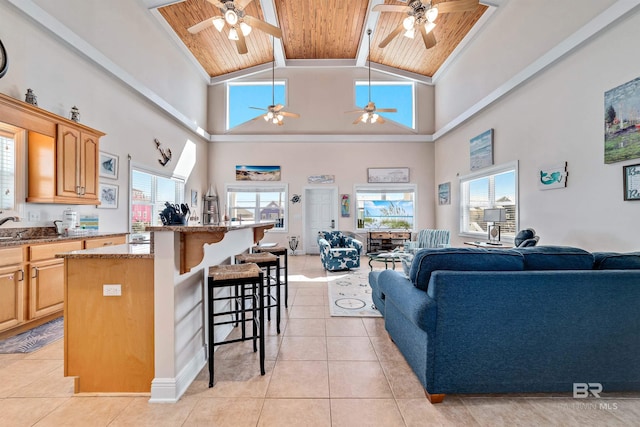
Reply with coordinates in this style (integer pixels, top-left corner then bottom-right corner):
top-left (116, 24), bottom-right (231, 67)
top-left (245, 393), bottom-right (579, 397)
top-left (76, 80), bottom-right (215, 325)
top-left (235, 0), bottom-right (255, 10)
top-left (188, 18), bottom-right (216, 34)
top-left (420, 25), bottom-right (437, 49)
top-left (281, 111), bottom-right (300, 118)
top-left (274, 104), bottom-right (284, 111)
top-left (236, 29), bottom-right (248, 54)
top-left (379, 23), bottom-right (404, 48)
top-left (353, 116), bottom-right (365, 124)
top-left (345, 109), bottom-right (366, 114)
top-left (249, 106), bottom-right (268, 111)
top-left (372, 4), bottom-right (412, 13)
top-left (244, 15), bottom-right (283, 39)
top-left (206, 0), bottom-right (225, 8)
top-left (435, 0), bottom-right (479, 14)
top-left (377, 108), bottom-right (397, 113)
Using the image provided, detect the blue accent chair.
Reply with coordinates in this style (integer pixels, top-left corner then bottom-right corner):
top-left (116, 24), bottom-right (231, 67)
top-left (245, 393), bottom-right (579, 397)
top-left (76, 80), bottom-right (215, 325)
top-left (317, 231), bottom-right (363, 271)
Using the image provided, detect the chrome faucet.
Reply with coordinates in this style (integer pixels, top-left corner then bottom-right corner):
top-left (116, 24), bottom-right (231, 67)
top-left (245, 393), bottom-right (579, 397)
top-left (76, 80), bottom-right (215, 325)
top-left (0, 216), bottom-right (20, 226)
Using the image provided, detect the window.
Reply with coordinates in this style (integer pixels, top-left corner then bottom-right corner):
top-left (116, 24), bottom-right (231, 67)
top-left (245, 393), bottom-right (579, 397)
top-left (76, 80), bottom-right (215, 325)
top-left (225, 184), bottom-right (287, 230)
top-left (227, 81), bottom-right (286, 130)
top-left (130, 167), bottom-right (185, 236)
top-left (459, 161), bottom-right (518, 240)
top-left (355, 185), bottom-right (417, 230)
top-left (0, 130), bottom-right (15, 210)
top-left (355, 81), bottom-right (415, 129)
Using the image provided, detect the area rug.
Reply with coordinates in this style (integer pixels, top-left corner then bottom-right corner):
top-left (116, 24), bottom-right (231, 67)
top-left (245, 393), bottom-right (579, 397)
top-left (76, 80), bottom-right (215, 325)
top-left (326, 269), bottom-right (382, 317)
top-left (0, 317), bottom-right (63, 354)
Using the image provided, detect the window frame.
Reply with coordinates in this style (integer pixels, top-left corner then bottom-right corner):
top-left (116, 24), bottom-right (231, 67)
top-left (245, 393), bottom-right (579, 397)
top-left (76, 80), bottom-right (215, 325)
top-left (458, 161), bottom-right (519, 241)
top-left (225, 183), bottom-right (288, 232)
top-left (354, 80), bottom-right (416, 130)
top-left (0, 124), bottom-right (25, 215)
top-left (354, 183), bottom-right (418, 231)
top-left (129, 163), bottom-right (186, 238)
top-left (226, 80), bottom-right (287, 131)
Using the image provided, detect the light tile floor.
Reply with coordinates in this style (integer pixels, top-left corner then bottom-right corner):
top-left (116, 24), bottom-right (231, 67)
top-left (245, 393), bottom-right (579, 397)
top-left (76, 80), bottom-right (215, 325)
top-left (0, 255), bottom-right (639, 426)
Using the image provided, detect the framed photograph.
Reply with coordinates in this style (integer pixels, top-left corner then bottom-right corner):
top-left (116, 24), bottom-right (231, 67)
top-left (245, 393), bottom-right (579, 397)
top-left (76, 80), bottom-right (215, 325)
top-left (236, 165), bottom-right (281, 181)
top-left (605, 76), bottom-right (640, 164)
top-left (367, 167), bottom-right (410, 183)
top-left (470, 129), bottom-right (494, 171)
top-left (623, 163), bottom-right (640, 200)
top-left (99, 152), bottom-right (119, 180)
top-left (538, 162), bottom-right (568, 190)
top-left (98, 183), bottom-right (118, 209)
top-left (341, 194), bottom-right (350, 217)
top-left (438, 182), bottom-right (451, 205)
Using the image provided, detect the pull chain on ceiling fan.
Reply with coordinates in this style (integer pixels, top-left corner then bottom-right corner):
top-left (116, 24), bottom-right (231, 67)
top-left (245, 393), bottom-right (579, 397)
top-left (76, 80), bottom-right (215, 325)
top-left (374, 0), bottom-right (479, 50)
top-left (345, 29), bottom-right (397, 125)
top-left (249, 37), bottom-right (300, 126)
top-left (188, 0), bottom-right (283, 55)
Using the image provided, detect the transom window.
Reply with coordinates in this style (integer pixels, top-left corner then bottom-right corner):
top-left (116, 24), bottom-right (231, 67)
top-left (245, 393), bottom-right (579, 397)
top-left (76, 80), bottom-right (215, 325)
top-left (459, 161), bottom-right (518, 240)
top-left (225, 184), bottom-right (287, 230)
top-left (355, 81), bottom-right (415, 129)
top-left (355, 185), bottom-right (416, 230)
top-left (130, 167), bottom-right (185, 236)
top-left (227, 81), bottom-right (286, 130)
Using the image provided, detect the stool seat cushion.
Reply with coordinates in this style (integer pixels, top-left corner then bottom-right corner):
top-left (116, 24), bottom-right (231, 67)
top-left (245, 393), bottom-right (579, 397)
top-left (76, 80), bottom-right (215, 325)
top-left (236, 252), bottom-right (278, 264)
top-left (254, 245), bottom-right (287, 254)
top-left (209, 263), bottom-right (262, 280)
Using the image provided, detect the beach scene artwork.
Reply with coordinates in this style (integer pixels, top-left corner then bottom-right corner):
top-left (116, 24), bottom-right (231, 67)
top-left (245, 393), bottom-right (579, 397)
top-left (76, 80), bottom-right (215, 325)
top-left (604, 76), bottom-right (640, 164)
top-left (438, 182), bottom-right (451, 205)
top-left (470, 129), bottom-right (494, 171)
top-left (236, 165), bottom-right (281, 181)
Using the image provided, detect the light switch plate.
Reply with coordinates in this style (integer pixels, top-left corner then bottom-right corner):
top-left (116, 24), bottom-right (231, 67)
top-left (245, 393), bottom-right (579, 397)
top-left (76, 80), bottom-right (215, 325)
top-left (103, 284), bottom-right (121, 296)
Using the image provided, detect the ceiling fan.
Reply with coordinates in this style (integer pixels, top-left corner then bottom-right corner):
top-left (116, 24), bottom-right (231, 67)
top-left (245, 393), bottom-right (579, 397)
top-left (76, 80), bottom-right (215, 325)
top-left (345, 29), bottom-right (397, 125)
top-left (187, 0), bottom-right (283, 55)
top-left (249, 38), bottom-right (299, 126)
top-left (374, 0), bottom-right (479, 50)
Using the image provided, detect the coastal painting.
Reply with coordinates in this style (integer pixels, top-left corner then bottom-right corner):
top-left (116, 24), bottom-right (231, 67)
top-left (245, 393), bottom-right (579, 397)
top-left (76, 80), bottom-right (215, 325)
top-left (605, 76), bottom-right (640, 164)
top-left (438, 182), bottom-right (451, 205)
top-left (470, 129), bottom-right (494, 171)
top-left (236, 165), bottom-right (281, 181)
top-left (538, 162), bottom-right (568, 190)
top-left (367, 167), bottom-right (409, 183)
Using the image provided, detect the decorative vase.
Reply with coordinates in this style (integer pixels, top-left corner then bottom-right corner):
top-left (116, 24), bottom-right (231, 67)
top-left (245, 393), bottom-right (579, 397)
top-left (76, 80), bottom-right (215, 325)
top-left (288, 236), bottom-right (299, 255)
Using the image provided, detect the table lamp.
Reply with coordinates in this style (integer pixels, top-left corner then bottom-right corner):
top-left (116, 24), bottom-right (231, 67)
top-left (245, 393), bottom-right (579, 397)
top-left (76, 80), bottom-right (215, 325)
top-left (483, 208), bottom-right (506, 242)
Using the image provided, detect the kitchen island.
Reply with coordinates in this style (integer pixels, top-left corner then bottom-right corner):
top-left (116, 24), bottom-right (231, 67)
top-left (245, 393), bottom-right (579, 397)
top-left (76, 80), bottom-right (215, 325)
top-left (58, 222), bottom-right (274, 400)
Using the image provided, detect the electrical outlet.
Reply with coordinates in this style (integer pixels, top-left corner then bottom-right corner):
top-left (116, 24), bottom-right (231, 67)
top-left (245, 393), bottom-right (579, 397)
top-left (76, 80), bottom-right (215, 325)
top-left (103, 284), bottom-right (122, 296)
top-left (28, 211), bottom-right (40, 222)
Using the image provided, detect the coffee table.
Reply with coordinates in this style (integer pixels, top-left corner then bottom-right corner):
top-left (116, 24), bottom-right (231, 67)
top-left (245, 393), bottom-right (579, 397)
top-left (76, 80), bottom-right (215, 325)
top-left (368, 252), bottom-right (410, 271)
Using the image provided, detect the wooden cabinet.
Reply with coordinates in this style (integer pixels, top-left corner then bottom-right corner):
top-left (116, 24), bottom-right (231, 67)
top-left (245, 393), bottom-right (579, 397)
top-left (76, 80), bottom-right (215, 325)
top-left (56, 125), bottom-right (100, 201)
top-left (367, 231), bottom-right (412, 253)
top-left (0, 93), bottom-right (105, 205)
top-left (84, 235), bottom-right (126, 249)
top-left (0, 247), bottom-right (25, 333)
top-left (28, 241), bottom-right (82, 320)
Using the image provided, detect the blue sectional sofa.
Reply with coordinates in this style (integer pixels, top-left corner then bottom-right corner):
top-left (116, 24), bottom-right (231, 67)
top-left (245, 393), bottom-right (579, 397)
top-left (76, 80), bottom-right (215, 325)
top-left (369, 246), bottom-right (640, 402)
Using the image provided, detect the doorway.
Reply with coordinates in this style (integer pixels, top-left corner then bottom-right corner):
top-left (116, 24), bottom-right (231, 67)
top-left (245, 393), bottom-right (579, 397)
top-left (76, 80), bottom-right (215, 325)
top-left (304, 187), bottom-right (338, 254)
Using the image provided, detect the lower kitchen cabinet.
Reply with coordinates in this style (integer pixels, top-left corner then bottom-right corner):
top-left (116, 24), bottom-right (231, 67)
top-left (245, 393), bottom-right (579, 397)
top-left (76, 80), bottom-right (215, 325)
top-left (0, 264), bottom-right (25, 332)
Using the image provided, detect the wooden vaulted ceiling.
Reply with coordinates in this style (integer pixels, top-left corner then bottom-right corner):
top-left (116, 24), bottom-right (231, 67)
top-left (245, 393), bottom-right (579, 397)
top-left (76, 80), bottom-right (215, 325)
top-left (158, 0), bottom-right (488, 79)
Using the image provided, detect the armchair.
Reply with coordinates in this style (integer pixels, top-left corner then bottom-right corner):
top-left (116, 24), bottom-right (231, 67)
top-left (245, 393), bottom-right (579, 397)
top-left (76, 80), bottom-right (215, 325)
top-left (317, 231), bottom-right (363, 271)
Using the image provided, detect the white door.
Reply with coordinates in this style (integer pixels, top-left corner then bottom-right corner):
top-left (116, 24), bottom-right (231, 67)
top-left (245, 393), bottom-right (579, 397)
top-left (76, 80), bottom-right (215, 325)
top-left (304, 187), bottom-right (338, 254)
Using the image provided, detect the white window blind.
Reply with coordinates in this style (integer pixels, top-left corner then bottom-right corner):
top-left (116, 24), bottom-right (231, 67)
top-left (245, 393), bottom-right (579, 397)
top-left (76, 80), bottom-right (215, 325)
top-left (0, 132), bottom-right (15, 210)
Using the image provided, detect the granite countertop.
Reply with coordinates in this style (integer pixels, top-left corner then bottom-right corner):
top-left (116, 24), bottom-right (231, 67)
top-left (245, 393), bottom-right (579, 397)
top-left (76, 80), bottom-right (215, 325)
top-left (145, 221), bottom-right (275, 232)
top-left (56, 242), bottom-right (152, 259)
top-left (0, 228), bottom-right (128, 247)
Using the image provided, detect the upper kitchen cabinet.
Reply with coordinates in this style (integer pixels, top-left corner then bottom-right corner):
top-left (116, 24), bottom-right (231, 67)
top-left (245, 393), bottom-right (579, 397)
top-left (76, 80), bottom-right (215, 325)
top-left (0, 93), bottom-right (105, 205)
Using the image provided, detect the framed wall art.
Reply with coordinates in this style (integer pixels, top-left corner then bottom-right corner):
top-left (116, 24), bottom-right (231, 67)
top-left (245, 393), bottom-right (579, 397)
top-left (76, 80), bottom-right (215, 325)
top-left (470, 129), bottom-right (494, 171)
top-left (538, 162), bottom-right (568, 190)
top-left (98, 183), bottom-right (118, 209)
top-left (99, 152), bottom-right (119, 180)
top-left (604, 76), bottom-right (640, 164)
top-left (438, 182), bottom-right (451, 205)
top-left (236, 165), bottom-right (281, 181)
top-left (623, 163), bottom-right (640, 200)
top-left (341, 194), bottom-right (350, 217)
top-left (367, 167), bottom-right (409, 183)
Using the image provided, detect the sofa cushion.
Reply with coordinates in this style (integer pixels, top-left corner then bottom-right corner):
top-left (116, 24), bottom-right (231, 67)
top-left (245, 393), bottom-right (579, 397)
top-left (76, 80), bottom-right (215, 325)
top-left (409, 248), bottom-right (524, 291)
top-left (593, 252), bottom-right (640, 270)
top-left (513, 246), bottom-right (593, 270)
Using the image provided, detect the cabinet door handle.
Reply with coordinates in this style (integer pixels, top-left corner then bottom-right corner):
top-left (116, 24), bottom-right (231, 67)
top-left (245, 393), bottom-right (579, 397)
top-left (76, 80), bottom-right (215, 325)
top-left (32, 267), bottom-right (38, 279)
top-left (76, 185), bottom-right (81, 195)
top-left (81, 186), bottom-right (86, 195)
top-left (103, 242), bottom-right (113, 246)
top-left (18, 269), bottom-right (24, 282)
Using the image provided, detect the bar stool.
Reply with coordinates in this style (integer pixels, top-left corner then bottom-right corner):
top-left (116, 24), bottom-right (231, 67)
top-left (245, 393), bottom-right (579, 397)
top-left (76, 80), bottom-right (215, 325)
top-left (235, 252), bottom-right (281, 334)
top-left (207, 263), bottom-right (264, 388)
top-left (253, 245), bottom-right (289, 308)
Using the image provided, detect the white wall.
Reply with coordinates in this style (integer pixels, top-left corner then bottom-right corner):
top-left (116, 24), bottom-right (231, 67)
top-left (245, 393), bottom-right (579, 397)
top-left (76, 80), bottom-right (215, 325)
top-left (0, 0), bottom-right (209, 232)
top-left (209, 141), bottom-right (436, 250)
top-left (434, 1), bottom-right (640, 252)
top-left (208, 67), bottom-right (435, 134)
